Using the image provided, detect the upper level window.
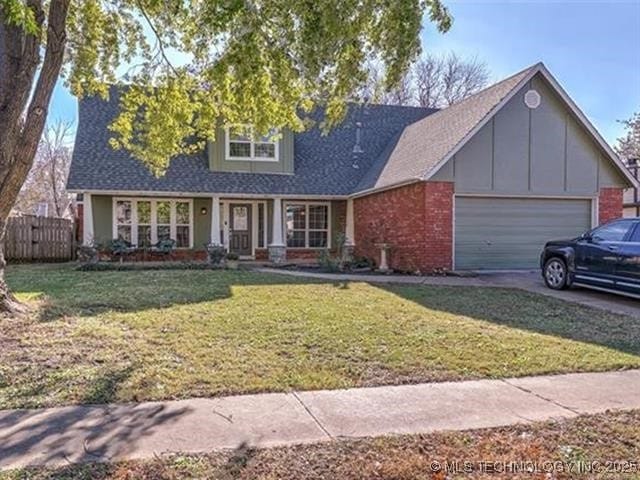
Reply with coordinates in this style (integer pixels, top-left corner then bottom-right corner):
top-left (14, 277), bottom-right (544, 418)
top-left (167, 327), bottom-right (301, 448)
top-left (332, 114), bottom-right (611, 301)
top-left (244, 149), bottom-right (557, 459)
top-left (225, 126), bottom-right (278, 162)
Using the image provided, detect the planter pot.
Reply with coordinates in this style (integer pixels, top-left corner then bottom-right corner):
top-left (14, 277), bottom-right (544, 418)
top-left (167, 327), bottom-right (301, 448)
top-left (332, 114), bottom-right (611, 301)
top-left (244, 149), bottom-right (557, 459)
top-left (226, 260), bottom-right (239, 270)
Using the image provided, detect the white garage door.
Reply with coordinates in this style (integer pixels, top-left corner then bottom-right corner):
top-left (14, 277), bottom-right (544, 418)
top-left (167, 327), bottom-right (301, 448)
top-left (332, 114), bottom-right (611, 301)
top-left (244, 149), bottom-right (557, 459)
top-left (455, 197), bottom-right (592, 270)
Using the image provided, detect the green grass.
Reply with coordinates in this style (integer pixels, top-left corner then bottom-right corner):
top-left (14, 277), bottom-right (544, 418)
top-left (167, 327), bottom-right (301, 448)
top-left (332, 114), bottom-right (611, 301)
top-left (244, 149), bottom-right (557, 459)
top-left (1, 264), bottom-right (639, 409)
top-left (3, 409), bottom-right (639, 479)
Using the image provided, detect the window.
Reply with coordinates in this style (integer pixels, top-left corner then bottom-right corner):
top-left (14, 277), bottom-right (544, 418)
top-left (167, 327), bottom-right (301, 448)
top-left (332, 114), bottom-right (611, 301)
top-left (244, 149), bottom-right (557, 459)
top-left (226, 126), bottom-right (278, 161)
top-left (137, 201), bottom-right (152, 247)
top-left (175, 201), bottom-right (191, 248)
top-left (285, 203), bottom-right (330, 248)
top-left (591, 220), bottom-right (633, 243)
top-left (116, 200), bottom-right (132, 242)
top-left (629, 225), bottom-right (640, 243)
top-left (113, 198), bottom-right (192, 247)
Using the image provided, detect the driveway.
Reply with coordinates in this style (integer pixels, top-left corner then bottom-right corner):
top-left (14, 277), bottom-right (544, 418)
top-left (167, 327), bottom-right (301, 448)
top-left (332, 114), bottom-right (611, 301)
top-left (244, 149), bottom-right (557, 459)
top-left (259, 268), bottom-right (640, 317)
top-left (474, 270), bottom-right (640, 317)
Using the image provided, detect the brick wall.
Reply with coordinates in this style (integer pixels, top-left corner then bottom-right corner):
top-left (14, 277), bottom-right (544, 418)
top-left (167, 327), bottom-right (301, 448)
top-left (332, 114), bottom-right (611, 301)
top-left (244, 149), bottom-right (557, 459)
top-left (255, 248), bottom-right (324, 261)
top-left (354, 181), bottom-right (454, 272)
top-left (598, 187), bottom-right (624, 225)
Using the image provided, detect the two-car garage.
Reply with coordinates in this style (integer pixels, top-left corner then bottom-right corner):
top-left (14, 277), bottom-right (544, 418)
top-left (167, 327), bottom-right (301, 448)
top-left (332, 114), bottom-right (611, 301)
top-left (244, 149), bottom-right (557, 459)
top-left (454, 197), bottom-right (593, 270)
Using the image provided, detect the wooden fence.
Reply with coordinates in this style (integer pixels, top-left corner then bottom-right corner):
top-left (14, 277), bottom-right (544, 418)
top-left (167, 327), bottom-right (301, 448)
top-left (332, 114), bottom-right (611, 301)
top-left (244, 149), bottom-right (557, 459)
top-left (4, 216), bottom-right (75, 262)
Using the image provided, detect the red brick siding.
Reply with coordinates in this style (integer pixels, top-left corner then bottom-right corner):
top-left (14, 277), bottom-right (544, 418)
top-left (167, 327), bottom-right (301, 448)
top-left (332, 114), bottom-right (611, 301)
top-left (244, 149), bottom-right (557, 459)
top-left (422, 182), bottom-right (454, 271)
top-left (598, 187), bottom-right (624, 225)
top-left (354, 181), bottom-right (454, 272)
top-left (255, 248), bottom-right (336, 261)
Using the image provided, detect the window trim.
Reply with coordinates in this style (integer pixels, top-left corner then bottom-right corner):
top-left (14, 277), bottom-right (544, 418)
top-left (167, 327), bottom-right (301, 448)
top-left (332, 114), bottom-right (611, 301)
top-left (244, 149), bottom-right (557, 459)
top-left (224, 126), bottom-right (279, 162)
top-left (112, 197), bottom-right (194, 248)
top-left (283, 201), bottom-right (331, 249)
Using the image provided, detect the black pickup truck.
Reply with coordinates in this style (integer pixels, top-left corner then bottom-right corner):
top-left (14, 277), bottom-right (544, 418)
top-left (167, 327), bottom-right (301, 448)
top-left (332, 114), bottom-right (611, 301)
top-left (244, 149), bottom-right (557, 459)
top-left (540, 218), bottom-right (640, 299)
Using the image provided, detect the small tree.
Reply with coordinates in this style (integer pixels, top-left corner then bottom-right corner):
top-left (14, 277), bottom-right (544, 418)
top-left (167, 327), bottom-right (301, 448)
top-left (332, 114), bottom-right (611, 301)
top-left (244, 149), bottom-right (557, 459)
top-left (0, 0), bottom-right (453, 315)
top-left (13, 120), bottom-right (74, 218)
top-left (616, 112), bottom-right (640, 162)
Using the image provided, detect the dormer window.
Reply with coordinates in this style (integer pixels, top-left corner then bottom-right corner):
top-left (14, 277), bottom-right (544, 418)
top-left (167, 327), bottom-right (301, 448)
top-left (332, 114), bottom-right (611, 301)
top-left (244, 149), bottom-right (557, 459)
top-left (225, 126), bottom-right (279, 162)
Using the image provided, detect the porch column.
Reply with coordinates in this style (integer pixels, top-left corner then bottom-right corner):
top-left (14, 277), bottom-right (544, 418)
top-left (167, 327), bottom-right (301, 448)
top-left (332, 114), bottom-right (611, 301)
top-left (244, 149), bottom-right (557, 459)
top-left (210, 196), bottom-right (221, 245)
top-left (343, 198), bottom-right (355, 261)
top-left (268, 197), bottom-right (286, 263)
top-left (82, 193), bottom-right (93, 246)
top-left (345, 198), bottom-right (355, 246)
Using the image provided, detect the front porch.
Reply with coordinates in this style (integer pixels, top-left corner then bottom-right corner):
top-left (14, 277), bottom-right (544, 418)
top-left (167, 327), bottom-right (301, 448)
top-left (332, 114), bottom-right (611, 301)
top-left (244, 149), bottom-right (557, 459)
top-left (79, 193), bottom-right (354, 263)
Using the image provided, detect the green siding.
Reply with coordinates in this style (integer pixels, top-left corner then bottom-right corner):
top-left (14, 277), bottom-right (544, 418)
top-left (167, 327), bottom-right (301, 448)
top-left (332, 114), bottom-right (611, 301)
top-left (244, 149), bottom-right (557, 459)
top-left (331, 200), bottom-right (346, 247)
top-left (455, 197), bottom-right (592, 269)
top-left (431, 72), bottom-right (628, 193)
top-left (92, 195), bottom-right (112, 245)
top-left (193, 198), bottom-right (212, 249)
top-left (208, 127), bottom-right (294, 174)
top-left (91, 195), bottom-right (210, 249)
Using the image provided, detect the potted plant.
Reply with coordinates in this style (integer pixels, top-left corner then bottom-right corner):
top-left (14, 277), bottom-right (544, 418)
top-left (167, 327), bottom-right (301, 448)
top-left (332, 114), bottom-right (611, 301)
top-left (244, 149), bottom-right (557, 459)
top-left (205, 243), bottom-right (227, 267)
top-left (226, 252), bottom-right (239, 270)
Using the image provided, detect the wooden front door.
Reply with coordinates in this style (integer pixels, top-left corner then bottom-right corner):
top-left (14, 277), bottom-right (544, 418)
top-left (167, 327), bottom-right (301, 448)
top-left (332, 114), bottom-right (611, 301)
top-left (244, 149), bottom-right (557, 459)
top-left (229, 204), bottom-right (252, 256)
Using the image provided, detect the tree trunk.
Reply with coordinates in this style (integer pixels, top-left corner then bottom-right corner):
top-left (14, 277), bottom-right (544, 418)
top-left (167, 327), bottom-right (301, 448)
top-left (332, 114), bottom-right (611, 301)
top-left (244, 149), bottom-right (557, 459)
top-left (0, 0), bottom-right (70, 315)
top-left (0, 217), bottom-right (27, 315)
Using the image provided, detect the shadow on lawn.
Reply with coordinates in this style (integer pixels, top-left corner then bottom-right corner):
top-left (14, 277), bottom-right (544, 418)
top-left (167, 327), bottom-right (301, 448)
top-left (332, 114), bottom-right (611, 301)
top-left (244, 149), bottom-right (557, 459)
top-left (0, 367), bottom-right (190, 472)
top-left (7, 265), bottom-right (640, 357)
top-left (6, 268), bottom-right (330, 322)
top-left (377, 283), bottom-right (640, 358)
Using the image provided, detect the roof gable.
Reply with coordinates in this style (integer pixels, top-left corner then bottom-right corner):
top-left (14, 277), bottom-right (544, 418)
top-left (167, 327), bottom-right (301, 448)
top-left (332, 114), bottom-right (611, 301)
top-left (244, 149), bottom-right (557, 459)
top-left (354, 62), bottom-right (637, 195)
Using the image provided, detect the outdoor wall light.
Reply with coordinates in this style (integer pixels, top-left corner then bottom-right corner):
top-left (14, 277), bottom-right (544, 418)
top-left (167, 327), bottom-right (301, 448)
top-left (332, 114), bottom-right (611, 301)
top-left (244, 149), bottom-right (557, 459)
top-left (201, 207), bottom-right (208, 215)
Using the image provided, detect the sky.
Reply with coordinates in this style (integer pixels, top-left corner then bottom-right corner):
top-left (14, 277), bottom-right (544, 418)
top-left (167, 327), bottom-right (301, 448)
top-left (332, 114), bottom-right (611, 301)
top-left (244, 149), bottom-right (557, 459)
top-left (49, 0), bottom-right (640, 146)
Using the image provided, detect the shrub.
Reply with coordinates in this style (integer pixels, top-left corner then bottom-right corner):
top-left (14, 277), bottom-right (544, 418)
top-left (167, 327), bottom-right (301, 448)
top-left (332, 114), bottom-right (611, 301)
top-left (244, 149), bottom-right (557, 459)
top-left (205, 244), bottom-right (227, 266)
top-left (76, 262), bottom-right (212, 272)
top-left (318, 249), bottom-right (341, 272)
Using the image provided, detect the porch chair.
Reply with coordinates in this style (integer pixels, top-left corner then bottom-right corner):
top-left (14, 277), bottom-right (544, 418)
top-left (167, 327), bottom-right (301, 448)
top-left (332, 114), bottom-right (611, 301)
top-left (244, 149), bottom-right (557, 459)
top-left (150, 238), bottom-right (176, 261)
top-left (109, 238), bottom-right (137, 263)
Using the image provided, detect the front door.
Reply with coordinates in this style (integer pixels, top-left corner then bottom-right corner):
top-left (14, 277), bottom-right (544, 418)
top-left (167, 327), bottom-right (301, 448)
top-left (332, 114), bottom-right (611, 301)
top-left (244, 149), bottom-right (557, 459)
top-left (229, 204), bottom-right (252, 256)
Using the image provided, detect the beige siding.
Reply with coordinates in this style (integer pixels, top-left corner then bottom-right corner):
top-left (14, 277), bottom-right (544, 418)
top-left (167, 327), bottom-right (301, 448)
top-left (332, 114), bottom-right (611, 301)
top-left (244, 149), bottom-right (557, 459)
top-left (432, 72), bottom-right (626, 194)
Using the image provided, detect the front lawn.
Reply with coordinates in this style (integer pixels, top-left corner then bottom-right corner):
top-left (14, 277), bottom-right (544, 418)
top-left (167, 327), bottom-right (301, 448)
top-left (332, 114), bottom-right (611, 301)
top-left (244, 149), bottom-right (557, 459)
top-left (1, 264), bottom-right (639, 409)
top-left (3, 409), bottom-right (639, 479)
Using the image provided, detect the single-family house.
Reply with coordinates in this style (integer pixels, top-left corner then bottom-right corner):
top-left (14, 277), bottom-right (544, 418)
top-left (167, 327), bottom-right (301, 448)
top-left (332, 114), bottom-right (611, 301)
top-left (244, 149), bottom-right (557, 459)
top-left (67, 63), bottom-right (636, 270)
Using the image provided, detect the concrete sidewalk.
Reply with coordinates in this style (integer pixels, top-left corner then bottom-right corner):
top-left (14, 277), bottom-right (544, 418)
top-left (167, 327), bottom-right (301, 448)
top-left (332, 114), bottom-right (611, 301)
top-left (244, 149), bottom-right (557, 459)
top-left (2, 369), bottom-right (640, 470)
top-left (257, 268), bottom-right (640, 317)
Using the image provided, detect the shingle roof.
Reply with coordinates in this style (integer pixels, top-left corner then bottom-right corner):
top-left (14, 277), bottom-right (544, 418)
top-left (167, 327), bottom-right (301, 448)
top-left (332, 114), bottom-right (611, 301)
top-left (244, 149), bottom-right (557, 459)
top-left (356, 64), bottom-right (537, 191)
top-left (67, 89), bottom-right (436, 196)
top-left (69, 64), bottom-right (559, 197)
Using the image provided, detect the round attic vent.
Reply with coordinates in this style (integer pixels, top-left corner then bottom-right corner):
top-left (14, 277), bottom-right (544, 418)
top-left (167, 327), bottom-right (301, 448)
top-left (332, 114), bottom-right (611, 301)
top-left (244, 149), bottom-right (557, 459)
top-left (524, 89), bottom-right (541, 109)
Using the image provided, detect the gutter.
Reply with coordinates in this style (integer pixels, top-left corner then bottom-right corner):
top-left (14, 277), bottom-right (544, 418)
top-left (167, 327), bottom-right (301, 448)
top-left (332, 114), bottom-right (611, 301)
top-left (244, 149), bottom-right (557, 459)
top-left (67, 189), bottom-right (349, 200)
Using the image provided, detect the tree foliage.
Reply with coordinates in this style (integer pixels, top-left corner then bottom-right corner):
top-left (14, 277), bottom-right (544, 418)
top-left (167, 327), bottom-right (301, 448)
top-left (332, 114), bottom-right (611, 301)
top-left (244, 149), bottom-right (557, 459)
top-left (58, 0), bottom-right (452, 176)
top-left (0, 0), bottom-right (452, 314)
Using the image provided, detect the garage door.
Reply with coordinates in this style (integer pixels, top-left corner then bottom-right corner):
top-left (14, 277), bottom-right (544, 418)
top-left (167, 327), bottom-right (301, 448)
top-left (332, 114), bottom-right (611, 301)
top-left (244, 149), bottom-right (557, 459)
top-left (455, 197), bottom-right (592, 270)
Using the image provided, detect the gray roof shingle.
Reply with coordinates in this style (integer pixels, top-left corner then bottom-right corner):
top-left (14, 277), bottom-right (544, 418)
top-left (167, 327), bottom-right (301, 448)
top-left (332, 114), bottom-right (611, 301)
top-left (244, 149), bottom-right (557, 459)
top-left (68, 65), bottom-right (547, 196)
top-left (357, 64), bottom-right (536, 191)
top-left (67, 89), bottom-right (436, 196)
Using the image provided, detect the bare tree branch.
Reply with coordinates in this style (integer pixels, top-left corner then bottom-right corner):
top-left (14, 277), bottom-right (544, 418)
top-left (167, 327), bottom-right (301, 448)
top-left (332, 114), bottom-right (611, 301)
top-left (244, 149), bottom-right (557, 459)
top-left (365, 52), bottom-right (490, 108)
